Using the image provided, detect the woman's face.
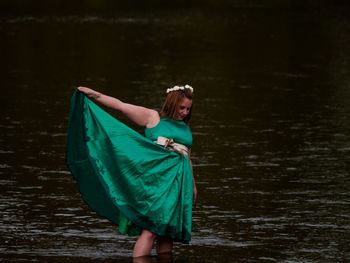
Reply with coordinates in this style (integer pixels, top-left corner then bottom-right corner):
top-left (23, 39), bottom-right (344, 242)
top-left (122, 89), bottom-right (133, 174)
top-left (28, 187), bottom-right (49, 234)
top-left (176, 98), bottom-right (192, 120)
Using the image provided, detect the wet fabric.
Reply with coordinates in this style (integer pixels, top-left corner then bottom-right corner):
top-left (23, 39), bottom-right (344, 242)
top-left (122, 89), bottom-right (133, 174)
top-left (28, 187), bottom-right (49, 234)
top-left (66, 90), bottom-right (193, 243)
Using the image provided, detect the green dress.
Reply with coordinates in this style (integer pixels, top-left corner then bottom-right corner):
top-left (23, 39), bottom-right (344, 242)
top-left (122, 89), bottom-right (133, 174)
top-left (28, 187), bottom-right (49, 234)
top-left (66, 90), bottom-right (193, 243)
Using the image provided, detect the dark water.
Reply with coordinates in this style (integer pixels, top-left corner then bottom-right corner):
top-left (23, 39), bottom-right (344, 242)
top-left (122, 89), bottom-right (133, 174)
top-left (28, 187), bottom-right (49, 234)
top-left (1, 2), bottom-right (350, 262)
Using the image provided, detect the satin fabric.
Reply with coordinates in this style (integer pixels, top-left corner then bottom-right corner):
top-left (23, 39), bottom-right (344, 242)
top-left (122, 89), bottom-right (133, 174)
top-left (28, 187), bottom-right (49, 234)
top-left (145, 117), bottom-right (192, 148)
top-left (66, 90), bottom-right (193, 243)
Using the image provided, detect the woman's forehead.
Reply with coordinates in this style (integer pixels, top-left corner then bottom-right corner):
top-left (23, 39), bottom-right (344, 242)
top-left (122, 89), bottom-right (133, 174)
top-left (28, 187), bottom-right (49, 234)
top-left (180, 98), bottom-right (192, 107)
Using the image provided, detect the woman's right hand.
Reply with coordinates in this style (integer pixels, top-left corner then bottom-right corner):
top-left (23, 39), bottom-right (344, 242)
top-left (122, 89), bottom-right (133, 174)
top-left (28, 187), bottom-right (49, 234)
top-left (77, 86), bottom-right (95, 96)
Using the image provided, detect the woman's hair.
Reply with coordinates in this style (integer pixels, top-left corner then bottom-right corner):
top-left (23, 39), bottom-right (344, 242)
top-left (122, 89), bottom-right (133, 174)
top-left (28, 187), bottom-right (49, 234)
top-left (160, 88), bottom-right (193, 123)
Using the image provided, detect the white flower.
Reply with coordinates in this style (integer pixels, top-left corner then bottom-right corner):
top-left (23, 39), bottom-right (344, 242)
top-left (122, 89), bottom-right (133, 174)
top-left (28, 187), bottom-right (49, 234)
top-left (166, 84), bottom-right (194, 93)
top-left (185, 84), bottom-right (193, 92)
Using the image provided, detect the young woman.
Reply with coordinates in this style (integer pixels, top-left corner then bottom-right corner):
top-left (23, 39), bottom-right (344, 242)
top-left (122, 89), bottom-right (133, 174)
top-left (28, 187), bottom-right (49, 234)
top-left (66, 85), bottom-right (197, 258)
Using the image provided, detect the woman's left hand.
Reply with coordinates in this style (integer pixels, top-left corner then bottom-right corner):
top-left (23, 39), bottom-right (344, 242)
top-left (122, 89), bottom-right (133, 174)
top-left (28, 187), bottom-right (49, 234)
top-left (193, 186), bottom-right (197, 205)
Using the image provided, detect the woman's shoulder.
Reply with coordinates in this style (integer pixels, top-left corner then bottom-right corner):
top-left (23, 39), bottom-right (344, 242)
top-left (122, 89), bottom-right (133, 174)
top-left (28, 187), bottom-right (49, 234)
top-left (145, 110), bottom-right (160, 128)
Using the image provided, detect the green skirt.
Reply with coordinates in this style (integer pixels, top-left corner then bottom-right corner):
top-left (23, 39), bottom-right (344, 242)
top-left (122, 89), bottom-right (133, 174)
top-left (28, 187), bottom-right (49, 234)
top-left (66, 90), bottom-right (193, 243)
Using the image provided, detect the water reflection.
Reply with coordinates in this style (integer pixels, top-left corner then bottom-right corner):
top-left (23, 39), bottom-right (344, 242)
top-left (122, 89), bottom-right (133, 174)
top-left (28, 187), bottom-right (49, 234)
top-left (133, 253), bottom-right (177, 263)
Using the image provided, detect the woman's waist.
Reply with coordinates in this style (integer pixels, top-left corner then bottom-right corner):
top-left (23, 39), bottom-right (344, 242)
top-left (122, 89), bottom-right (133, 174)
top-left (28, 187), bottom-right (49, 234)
top-left (154, 136), bottom-right (189, 156)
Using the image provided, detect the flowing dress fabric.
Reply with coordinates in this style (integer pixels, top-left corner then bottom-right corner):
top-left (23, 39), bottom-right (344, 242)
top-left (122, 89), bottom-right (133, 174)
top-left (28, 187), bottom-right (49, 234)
top-left (66, 91), bottom-right (193, 243)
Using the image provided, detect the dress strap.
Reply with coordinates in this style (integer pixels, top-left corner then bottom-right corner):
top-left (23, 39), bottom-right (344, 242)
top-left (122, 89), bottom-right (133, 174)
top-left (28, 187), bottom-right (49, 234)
top-left (155, 136), bottom-right (189, 156)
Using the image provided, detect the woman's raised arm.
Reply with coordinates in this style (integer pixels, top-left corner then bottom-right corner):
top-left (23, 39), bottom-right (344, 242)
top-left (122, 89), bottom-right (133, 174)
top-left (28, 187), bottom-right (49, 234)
top-left (77, 87), bottom-right (159, 128)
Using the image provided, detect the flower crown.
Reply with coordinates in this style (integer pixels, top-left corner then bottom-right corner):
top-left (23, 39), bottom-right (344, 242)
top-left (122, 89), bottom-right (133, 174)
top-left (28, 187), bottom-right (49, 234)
top-left (166, 84), bottom-right (193, 94)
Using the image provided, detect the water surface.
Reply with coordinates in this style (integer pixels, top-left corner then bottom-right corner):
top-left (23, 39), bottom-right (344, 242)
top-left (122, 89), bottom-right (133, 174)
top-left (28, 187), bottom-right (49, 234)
top-left (1, 2), bottom-right (350, 262)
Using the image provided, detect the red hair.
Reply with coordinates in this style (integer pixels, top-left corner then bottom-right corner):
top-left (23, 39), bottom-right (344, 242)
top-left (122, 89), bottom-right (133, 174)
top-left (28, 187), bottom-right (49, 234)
top-left (160, 88), bottom-right (193, 123)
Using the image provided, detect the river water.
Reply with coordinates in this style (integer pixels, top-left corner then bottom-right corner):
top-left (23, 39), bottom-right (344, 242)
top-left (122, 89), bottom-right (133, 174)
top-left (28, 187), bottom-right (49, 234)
top-left (1, 2), bottom-right (350, 262)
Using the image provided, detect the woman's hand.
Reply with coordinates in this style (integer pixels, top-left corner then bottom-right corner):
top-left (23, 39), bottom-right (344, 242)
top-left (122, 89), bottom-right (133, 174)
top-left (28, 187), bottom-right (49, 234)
top-left (77, 86), bottom-right (100, 98)
top-left (193, 185), bottom-right (197, 205)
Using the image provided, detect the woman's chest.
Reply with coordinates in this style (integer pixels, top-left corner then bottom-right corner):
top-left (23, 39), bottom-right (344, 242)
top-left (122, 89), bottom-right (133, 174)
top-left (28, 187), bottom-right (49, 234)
top-left (145, 119), bottom-right (192, 148)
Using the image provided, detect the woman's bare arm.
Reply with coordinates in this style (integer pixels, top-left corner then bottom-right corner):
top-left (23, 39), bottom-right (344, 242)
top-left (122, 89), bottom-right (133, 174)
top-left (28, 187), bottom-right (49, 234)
top-left (77, 87), bottom-right (159, 128)
top-left (188, 150), bottom-right (197, 204)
